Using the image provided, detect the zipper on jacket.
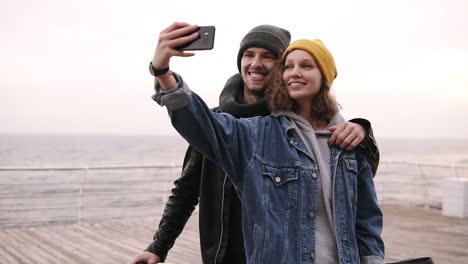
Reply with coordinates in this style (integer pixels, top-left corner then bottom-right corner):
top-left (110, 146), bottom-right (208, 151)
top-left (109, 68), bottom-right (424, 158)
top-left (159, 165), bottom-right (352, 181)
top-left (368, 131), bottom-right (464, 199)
top-left (214, 173), bottom-right (228, 263)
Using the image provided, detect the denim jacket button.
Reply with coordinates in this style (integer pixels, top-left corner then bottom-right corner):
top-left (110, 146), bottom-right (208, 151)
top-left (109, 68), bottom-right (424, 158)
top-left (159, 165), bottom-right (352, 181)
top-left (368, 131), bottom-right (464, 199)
top-left (310, 252), bottom-right (314, 259)
top-left (309, 212), bottom-right (315, 218)
top-left (275, 176), bottom-right (281, 183)
top-left (312, 172), bottom-right (318, 179)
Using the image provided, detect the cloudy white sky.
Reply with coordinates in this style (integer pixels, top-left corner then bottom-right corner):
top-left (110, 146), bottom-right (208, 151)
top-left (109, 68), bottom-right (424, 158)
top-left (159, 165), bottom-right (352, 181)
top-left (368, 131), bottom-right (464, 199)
top-left (2, 0), bottom-right (467, 138)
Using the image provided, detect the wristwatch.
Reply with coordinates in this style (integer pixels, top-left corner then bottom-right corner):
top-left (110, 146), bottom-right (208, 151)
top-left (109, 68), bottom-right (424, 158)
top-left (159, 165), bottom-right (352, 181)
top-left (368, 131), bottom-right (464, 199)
top-left (149, 62), bottom-right (169, 77)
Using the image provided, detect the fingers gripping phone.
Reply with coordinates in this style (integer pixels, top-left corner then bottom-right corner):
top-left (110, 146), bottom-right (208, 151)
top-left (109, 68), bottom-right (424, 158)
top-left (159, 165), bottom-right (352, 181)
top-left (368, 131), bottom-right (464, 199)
top-left (176, 26), bottom-right (215, 51)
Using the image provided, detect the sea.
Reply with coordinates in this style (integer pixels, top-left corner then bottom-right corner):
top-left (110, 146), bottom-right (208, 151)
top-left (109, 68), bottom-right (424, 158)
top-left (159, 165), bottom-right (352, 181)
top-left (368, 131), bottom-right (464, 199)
top-left (1, 133), bottom-right (468, 168)
top-left (0, 133), bottom-right (189, 168)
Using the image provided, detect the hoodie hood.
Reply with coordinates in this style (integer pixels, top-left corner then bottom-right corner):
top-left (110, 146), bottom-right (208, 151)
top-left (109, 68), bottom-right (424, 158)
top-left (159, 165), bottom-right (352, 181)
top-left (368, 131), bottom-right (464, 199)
top-left (272, 110), bottom-right (345, 133)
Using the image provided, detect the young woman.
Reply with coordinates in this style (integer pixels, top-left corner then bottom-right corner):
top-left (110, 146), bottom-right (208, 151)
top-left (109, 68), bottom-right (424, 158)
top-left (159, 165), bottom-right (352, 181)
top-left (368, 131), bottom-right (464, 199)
top-left (150, 22), bottom-right (384, 264)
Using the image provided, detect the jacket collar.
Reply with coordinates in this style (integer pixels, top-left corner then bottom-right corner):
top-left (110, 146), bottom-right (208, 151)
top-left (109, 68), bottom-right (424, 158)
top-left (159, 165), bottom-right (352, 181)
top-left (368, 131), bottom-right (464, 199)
top-left (277, 114), bottom-right (296, 138)
top-left (218, 73), bottom-right (270, 118)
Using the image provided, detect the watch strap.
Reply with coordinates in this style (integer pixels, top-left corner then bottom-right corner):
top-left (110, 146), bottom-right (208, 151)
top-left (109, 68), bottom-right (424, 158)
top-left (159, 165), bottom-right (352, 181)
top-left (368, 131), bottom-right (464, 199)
top-left (149, 62), bottom-right (169, 77)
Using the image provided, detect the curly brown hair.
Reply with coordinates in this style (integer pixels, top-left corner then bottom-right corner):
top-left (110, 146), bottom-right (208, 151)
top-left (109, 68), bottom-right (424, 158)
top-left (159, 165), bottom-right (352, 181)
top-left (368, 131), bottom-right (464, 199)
top-left (266, 63), bottom-right (341, 123)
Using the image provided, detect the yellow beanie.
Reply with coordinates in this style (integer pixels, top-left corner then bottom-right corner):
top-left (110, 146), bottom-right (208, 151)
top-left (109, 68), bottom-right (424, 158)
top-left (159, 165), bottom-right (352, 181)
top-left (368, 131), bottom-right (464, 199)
top-left (282, 39), bottom-right (337, 86)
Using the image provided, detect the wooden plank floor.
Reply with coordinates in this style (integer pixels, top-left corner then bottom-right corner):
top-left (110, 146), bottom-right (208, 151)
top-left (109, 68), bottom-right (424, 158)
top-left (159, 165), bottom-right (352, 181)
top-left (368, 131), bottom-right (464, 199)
top-left (382, 204), bottom-right (468, 264)
top-left (0, 204), bottom-right (467, 264)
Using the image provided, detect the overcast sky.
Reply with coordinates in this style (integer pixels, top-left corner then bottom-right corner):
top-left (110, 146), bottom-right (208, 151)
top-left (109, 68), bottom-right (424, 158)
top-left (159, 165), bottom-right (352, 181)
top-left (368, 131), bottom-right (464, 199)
top-left (2, 0), bottom-right (467, 138)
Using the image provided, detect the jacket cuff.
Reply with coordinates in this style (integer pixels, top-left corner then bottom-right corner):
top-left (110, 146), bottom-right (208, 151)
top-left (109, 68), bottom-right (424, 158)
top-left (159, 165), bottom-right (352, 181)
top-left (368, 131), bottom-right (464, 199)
top-left (349, 117), bottom-right (371, 130)
top-left (360, 255), bottom-right (384, 264)
top-left (152, 72), bottom-right (192, 110)
top-left (349, 118), bottom-right (371, 147)
top-left (349, 118), bottom-right (380, 176)
top-left (145, 242), bottom-right (167, 262)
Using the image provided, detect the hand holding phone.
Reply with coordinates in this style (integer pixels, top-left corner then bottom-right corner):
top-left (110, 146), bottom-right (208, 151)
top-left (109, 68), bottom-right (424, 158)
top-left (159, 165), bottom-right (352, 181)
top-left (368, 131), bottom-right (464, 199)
top-left (176, 26), bottom-right (215, 51)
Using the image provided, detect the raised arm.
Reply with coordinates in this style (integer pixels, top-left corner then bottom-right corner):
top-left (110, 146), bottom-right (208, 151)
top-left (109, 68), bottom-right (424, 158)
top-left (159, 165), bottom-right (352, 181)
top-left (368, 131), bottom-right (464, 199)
top-left (150, 22), bottom-right (255, 190)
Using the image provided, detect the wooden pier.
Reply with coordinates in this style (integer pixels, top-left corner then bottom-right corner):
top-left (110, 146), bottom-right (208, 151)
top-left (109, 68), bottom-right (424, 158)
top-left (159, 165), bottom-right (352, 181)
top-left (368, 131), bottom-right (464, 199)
top-left (0, 204), bottom-right (467, 264)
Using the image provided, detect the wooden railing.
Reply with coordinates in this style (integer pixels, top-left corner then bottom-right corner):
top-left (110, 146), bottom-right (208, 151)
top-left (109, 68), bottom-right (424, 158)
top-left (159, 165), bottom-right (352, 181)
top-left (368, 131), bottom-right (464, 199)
top-left (374, 161), bottom-right (468, 208)
top-left (0, 165), bottom-right (180, 228)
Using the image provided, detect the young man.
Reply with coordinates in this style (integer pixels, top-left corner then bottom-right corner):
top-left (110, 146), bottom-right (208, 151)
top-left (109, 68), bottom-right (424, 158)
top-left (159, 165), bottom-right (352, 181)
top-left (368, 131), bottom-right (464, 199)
top-left (129, 24), bottom-right (379, 264)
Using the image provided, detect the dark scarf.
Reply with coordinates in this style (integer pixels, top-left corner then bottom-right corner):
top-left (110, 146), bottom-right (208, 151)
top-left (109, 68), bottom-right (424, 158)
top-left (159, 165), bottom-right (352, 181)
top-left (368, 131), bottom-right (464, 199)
top-left (218, 73), bottom-right (270, 118)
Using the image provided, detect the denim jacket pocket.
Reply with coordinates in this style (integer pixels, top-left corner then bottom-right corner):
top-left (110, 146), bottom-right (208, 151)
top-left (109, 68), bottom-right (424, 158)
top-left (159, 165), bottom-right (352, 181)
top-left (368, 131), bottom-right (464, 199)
top-left (262, 165), bottom-right (299, 212)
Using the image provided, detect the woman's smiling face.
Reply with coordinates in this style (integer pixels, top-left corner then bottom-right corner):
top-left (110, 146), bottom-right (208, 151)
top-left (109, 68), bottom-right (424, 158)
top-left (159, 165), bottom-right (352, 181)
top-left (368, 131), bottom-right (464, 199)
top-left (282, 49), bottom-right (323, 103)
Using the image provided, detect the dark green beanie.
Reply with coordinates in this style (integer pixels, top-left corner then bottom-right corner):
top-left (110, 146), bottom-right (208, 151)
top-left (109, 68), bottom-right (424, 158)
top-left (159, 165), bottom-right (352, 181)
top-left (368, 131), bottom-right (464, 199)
top-left (237, 25), bottom-right (291, 72)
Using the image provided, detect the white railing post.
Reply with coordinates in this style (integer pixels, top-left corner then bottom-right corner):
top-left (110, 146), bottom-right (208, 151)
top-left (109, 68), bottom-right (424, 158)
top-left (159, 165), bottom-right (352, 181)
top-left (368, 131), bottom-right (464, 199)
top-left (78, 166), bottom-right (87, 224)
top-left (416, 163), bottom-right (429, 208)
top-left (443, 178), bottom-right (468, 218)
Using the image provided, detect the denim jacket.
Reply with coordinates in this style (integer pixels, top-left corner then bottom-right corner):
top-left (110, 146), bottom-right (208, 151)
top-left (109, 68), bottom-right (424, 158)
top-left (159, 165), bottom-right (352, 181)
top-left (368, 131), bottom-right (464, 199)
top-left (153, 73), bottom-right (384, 264)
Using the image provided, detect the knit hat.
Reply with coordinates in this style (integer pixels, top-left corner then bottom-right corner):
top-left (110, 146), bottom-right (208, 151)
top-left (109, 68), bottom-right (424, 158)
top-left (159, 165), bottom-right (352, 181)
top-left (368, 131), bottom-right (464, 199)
top-left (283, 39), bottom-right (338, 86)
top-left (237, 25), bottom-right (291, 72)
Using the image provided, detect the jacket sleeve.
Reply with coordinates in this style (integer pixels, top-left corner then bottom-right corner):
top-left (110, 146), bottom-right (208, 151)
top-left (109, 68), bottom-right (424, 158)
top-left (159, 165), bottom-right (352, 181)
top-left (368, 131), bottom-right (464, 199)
top-left (152, 72), bottom-right (255, 190)
top-left (355, 152), bottom-right (385, 264)
top-left (349, 118), bottom-right (380, 176)
top-left (145, 145), bottom-right (203, 261)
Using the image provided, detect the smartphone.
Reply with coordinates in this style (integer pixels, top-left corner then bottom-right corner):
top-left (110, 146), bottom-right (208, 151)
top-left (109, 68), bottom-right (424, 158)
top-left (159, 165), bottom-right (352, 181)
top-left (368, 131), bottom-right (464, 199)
top-left (176, 26), bottom-right (215, 51)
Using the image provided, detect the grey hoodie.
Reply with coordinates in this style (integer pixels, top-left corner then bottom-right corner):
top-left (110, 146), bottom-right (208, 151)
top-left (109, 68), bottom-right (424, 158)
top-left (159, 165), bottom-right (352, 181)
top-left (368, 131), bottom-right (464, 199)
top-left (273, 110), bottom-right (345, 264)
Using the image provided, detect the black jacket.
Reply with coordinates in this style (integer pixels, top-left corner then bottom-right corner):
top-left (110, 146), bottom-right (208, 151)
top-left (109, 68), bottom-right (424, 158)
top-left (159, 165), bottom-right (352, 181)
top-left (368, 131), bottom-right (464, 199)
top-left (146, 74), bottom-right (380, 263)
